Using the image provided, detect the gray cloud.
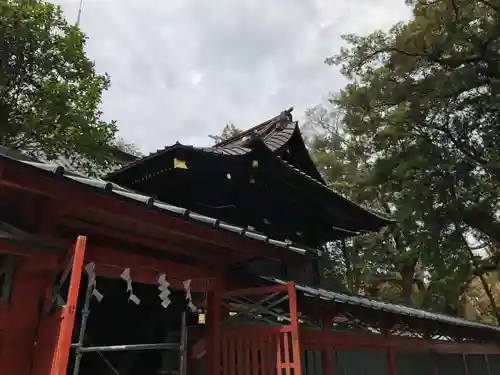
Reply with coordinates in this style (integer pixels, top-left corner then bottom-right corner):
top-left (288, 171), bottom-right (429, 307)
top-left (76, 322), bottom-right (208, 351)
top-left (52, 0), bottom-right (410, 152)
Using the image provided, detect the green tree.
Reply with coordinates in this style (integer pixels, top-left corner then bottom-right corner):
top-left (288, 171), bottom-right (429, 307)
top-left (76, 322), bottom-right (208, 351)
top-left (209, 124), bottom-right (242, 144)
top-left (305, 105), bottom-right (439, 306)
top-left (315, 0), bottom-right (500, 321)
top-left (330, 0), bottom-right (500, 241)
top-left (0, 0), bottom-right (117, 173)
top-left (114, 137), bottom-right (142, 158)
top-left (306, 103), bottom-right (496, 318)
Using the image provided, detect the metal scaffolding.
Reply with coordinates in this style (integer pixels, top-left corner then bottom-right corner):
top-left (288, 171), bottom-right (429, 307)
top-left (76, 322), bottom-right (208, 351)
top-left (70, 276), bottom-right (188, 375)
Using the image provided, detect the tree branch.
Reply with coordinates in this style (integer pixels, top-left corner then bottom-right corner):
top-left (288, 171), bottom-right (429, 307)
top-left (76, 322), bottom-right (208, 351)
top-left (456, 222), bottom-right (500, 323)
top-left (477, 0), bottom-right (499, 11)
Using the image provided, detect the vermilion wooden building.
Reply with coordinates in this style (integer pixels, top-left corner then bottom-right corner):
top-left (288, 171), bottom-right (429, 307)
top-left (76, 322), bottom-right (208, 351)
top-left (0, 109), bottom-right (499, 375)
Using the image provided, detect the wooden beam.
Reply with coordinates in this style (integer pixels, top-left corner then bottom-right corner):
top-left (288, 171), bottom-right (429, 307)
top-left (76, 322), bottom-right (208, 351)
top-left (63, 217), bottom-right (240, 266)
top-left (222, 284), bottom-right (289, 298)
top-left (0, 242), bottom-right (31, 256)
top-left (0, 243), bottom-right (59, 269)
top-left (301, 330), bottom-right (500, 355)
top-left (87, 245), bottom-right (216, 290)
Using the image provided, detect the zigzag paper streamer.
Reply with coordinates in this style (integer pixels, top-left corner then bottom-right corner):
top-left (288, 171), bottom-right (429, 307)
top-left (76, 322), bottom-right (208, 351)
top-left (183, 279), bottom-right (196, 313)
top-left (161, 298), bottom-right (171, 309)
top-left (84, 262), bottom-right (103, 302)
top-left (120, 268), bottom-right (140, 305)
top-left (157, 274), bottom-right (169, 287)
top-left (157, 273), bottom-right (171, 308)
top-left (92, 289), bottom-right (104, 302)
top-left (159, 288), bottom-right (171, 300)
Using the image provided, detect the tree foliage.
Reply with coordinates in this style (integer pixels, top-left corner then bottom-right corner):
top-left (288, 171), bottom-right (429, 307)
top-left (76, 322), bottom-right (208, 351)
top-left (115, 137), bottom-right (142, 158)
top-left (309, 0), bottom-right (500, 322)
top-left (209, 124), bottom-right (242, 144)
top-left (0, 0), bottom-right (118, 172)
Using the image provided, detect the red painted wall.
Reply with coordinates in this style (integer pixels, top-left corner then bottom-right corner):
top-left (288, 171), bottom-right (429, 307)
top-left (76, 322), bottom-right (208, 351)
top-left (0, 256), bottom-right (58, 375)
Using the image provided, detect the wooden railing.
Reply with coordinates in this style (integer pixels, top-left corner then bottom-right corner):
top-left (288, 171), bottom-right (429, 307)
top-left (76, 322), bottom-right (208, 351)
top-left (220, 325), bottom-right (299, 375)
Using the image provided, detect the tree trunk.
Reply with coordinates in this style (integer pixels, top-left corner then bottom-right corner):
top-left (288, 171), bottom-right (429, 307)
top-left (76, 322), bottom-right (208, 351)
top-left (340, 238), bottom-right (355, 291)
top-left (400, 264), bottom-right (416, 304)
top-left (456, 224), bottom-right (500, 324)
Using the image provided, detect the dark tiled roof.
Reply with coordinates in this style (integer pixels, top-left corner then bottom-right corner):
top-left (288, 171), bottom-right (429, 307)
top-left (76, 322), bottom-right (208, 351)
top-left (200, 120), bottom-right (296, 156)
top-left (264, 277), bottom-right (500, 334)
top-left (274, 156), bottom-right (393, 224)
top-left (107, 141), bottom-right (392, 231)
top-left (104, 107), bottom-right (392, 236)
top-left (1, 154), bottom-right (317, 256)
top-left (106, 143), bottom-right (392, 232)
top-left (106, 116), bottom-right (298, 178)
top-left (214, 107), bottom-right (294, 148)
top-left (201, 145), bottom-right (251, 156)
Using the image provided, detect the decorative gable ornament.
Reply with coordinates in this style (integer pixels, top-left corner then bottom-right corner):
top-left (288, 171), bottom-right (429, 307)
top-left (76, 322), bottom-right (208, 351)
top-left (173, 158), bottom-right (188, 169)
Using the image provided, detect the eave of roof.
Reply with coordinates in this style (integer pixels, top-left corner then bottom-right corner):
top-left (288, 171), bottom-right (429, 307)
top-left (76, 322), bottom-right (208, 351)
top-left (106, 140), bottom-right (393, 234)
top-left (264, 277), bottom-right (500, 335)
top-left (241, 136), bottom-right (393, 230)
top-left (273, 154), bottom-right (393, 227)
top-left (0, 154), bottom-right (318, 257)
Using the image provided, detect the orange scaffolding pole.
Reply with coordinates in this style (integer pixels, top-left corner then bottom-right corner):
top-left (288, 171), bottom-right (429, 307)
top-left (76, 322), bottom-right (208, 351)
top-left (51, 235), bottom-right (87, 375)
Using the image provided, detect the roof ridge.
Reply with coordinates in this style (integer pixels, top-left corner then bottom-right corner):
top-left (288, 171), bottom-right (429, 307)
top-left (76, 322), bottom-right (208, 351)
top-left (214, 107), bottom-right (293, 147)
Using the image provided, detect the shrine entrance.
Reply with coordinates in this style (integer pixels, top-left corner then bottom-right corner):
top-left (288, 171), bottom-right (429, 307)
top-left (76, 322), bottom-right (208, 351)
top-left (50, 236), bottom-right (199, 375)
top-left (68, 275), bottom-right (190, 375)
top-left (45, 236), bottom-right (500, 375)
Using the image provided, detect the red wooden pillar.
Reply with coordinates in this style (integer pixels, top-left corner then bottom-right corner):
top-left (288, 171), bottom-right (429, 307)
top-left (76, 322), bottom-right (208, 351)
top-left (31, 309), bottom-right (64, 375)
top-left (387, 348), bottom-right (397, 375)
top-left (0, 256), bottom-right (47, 375)
top-left (51, 235), bottom-right (87, 375)
top-left (431, 350), bottom-right (439, 375)
top-left (205, 280), bottom-right (222, 375)
top-left (384, 328), bottom-right (397, 375)
top-left (287, 281), bottom-right (303, 374)
top-left (321, 315), bottom-right (333, 375)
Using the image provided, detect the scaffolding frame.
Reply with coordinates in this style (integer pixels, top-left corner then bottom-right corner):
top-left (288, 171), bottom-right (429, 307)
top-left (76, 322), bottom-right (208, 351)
top-left (69, 275), bottom-right (189, 375)
top-left (57, 256), bottom-right (188, 375)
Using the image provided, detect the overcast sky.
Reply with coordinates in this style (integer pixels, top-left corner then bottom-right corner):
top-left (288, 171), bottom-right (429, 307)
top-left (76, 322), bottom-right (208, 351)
top-left (52, 0), bottom-right (411, 153)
